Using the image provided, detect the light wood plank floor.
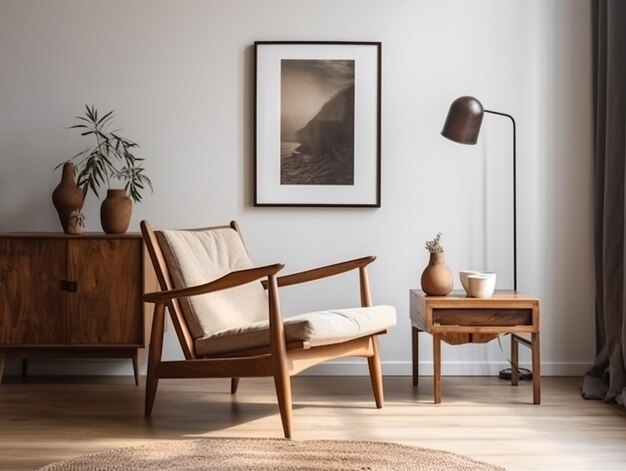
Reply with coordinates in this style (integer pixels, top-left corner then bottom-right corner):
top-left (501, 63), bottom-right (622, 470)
top-left (0, 375), bottom-right (624, 470)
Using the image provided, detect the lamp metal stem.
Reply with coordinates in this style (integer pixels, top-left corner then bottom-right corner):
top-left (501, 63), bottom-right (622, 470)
top-left (484, 109), bottom-right (517, 291)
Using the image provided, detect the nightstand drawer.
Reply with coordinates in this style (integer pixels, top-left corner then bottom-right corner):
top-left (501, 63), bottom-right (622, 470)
top-left (433, 308), bottom-right (532, 326)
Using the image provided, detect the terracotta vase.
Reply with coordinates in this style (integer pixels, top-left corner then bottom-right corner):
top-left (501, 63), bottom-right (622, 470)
top-left (420, 252), bottom-right (453, 296)
top-left (100, 189), bottom-right (132, 234)
top-left (52, 162), bottom-right (84, 234)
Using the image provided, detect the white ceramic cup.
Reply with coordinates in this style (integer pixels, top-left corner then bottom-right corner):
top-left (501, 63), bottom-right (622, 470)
top-left (467, 273), bottom-right (497, 298)
top-left (459, 270), bottom-right (482, 295)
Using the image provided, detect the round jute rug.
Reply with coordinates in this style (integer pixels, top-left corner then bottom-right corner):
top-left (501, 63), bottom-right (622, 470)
top-left (38, 438), bottom-right (506, 471)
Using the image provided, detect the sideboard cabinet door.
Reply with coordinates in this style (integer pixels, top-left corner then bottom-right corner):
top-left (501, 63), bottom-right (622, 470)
top-left (0, 238), bottom-right (68, 344)
top-left (67, 238), bottom-right (143, 345)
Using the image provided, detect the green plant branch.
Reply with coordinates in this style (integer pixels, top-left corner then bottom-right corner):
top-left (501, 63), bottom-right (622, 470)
top-left (59, 105), bottom-right (152, 203)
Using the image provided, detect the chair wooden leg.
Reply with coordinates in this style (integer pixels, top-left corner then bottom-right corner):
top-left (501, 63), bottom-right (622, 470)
top-left (230, 378), bottom-right (240, 394)
top-left (145, 303), bottom-right (165, 416)
top-left (267, 273), bottom-right (293, 438)
top-left (367, 336), bottom-right (384, 408)
top-left (273, 369), bottom-right (293, 439)
top-left (21, 359), bottom-right (28, 379)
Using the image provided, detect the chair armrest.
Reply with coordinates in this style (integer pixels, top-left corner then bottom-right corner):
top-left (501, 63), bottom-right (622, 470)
top-left (144, 263), bottom-right (285, 304)
top-left (261, 255), bottom-right (376, 289)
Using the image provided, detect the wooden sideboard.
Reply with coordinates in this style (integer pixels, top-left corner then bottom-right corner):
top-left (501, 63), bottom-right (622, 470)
top-left (0, 233), bottom-right (150, 384)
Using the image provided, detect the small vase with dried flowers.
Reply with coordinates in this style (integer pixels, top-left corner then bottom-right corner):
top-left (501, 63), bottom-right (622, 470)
top-left (420, 232), bottom-right (453, 296)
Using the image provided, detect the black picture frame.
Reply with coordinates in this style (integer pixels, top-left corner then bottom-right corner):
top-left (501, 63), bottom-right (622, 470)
top-left (254, 41), bottom-right (381, 207)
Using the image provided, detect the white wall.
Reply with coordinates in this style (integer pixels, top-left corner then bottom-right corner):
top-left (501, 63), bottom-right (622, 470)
top-left (0, 0), bottom-right (594, 376)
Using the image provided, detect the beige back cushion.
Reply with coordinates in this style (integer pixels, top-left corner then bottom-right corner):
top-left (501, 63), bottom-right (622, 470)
top-left (160, 227), bottom-right (269, 340)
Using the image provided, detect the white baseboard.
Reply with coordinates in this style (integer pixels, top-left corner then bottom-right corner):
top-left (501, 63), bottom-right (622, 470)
top-left (2, 359), bottom-right (590, 377)
top-left (301, 360), bottom-right (590, 376)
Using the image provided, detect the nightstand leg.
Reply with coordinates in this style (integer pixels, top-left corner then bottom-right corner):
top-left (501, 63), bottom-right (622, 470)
top-left (511, 336), bottom-right (519, 386)
top-left (433, 333), bottom-right (442, 404)
top-left (532, 332), bottom-right (541, 404)
top-left (412, 327), bottom-right (419, 386)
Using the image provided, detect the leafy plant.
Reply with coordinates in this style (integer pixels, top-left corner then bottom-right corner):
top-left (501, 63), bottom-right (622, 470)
top-left (425, 232), bottom-right (444, 253)
top-left (58, 105), bottom-right (153, 203)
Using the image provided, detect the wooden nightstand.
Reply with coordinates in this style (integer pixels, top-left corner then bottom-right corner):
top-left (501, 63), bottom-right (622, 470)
top-left (410, 289), bottom-right (540, 404)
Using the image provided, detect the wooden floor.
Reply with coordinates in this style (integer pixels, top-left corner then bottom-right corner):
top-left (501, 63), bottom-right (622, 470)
top-left (0, 375), bottom-right (625, 470)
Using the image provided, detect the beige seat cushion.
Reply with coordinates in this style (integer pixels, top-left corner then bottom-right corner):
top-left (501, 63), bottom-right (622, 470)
top-left (195, 305), bottom-right (397, 357)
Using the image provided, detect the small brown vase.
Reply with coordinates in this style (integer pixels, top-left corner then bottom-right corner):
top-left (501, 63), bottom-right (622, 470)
top-left (52, 162), bottom-right (84, 234)
top-left (420, 252), bottom-right (453, 296)
top-left (100, 189), bottom-right (132, 234)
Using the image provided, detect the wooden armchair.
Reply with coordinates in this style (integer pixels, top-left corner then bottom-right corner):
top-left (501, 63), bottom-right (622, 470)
top-left (141, 220), bottom-right (396, 438)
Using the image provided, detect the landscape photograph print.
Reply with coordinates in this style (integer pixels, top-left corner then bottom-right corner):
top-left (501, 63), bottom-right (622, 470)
top-left (280, 59), bottom-right (355, 185)
top-left (255, 41), bottom-right (381, 207)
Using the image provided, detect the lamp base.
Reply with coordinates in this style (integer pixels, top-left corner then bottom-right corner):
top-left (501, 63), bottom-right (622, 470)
top-left (498, 367), bottom-right (532, 381)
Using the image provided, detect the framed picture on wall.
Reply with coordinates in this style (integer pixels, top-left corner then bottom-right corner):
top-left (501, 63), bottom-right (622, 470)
top-left (254, 41), bottom-right (381, 207)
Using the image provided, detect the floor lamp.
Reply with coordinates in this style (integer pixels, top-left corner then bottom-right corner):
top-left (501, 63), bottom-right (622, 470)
top-left (440, 96), bottom-right (517, 291)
